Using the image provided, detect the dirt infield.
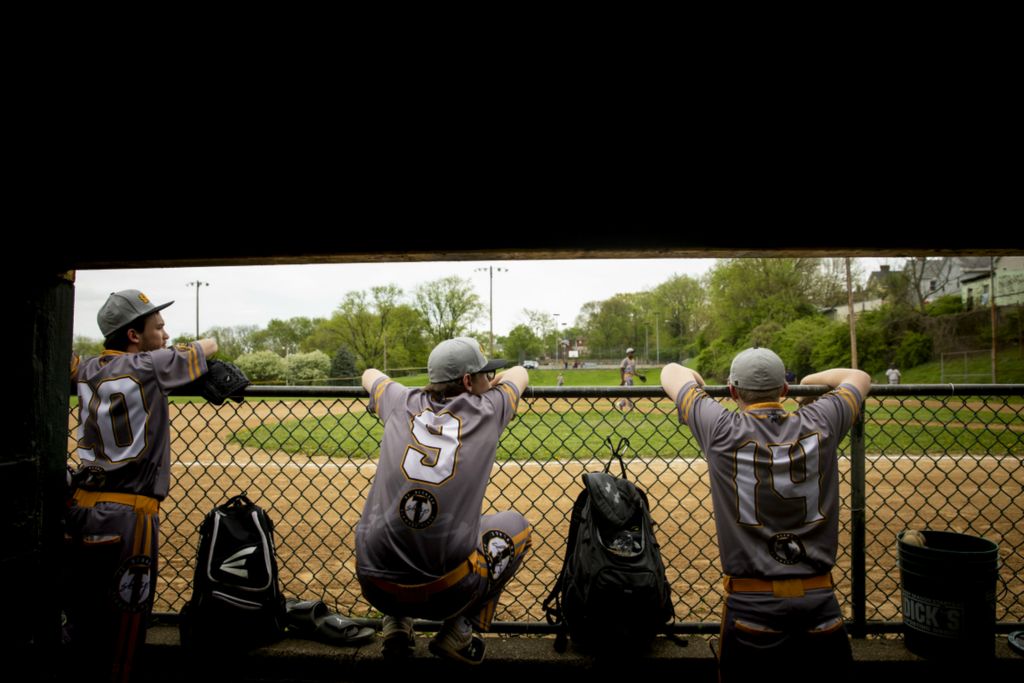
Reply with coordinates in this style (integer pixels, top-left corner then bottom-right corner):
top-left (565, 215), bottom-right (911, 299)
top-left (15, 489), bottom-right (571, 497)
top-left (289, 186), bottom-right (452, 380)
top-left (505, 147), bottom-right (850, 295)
top-left (68, 399), bottom-right (1024, 626)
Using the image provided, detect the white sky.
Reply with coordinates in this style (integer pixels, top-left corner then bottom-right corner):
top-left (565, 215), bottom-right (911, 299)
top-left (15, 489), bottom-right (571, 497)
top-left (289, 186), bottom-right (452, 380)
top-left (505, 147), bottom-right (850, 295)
top-left (72, 257), bottom-right (889, 341)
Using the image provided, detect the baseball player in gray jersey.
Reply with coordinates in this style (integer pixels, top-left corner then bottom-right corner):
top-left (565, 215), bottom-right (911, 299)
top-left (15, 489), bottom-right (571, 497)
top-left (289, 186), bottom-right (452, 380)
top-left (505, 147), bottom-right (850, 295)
top-left (617, 347), bottom-right (645, 410)
top-left (66, 290), bottom-right (217, 683)
top-left (661, 348), bottom-right (870, 683)
top-left (356, 337), bottom-right (531, 665)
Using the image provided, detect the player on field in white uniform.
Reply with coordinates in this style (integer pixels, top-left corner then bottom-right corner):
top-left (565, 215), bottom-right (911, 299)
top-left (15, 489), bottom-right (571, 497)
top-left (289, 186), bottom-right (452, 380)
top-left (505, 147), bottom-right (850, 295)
top-left (66, 290), bottom-right (217, 683)
top-left (356, 337), bottom-right (531, 665)
top-left (661, 347), bottom-right (870, 683)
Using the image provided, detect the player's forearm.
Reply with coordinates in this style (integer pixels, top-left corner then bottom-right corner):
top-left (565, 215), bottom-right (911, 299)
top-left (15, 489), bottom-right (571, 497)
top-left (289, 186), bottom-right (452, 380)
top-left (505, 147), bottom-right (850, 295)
top-left (362, 368), bottom-right (387, 392)
top-left (660, 363), bottom-right (703, 400)
top-left (801, 368), bottom-right (871, 396)
top-left (496, 366), bottom-right (529, 394)
top-left (197, 338), bottom-right (218, 358)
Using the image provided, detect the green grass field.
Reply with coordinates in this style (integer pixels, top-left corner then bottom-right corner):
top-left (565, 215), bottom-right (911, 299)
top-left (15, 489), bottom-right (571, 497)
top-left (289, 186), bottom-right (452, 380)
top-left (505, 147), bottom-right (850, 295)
top-left (229, 395), bottom-right (1024, 460)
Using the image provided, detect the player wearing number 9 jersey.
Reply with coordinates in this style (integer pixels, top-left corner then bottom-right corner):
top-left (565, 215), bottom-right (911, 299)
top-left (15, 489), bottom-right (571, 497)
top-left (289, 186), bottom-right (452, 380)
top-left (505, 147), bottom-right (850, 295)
top-left (356, 337), bottom-right (531, 665)
top-left (66, 290), bottom-right (217, 683)
top-left (661, 348), bottom-right (870, 683)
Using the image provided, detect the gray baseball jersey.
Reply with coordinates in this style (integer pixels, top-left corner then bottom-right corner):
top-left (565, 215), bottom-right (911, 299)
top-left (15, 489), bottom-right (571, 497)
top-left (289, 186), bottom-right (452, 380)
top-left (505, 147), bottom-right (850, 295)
top-left (356, 377), bottom-right (520, 583)
top-left (73, 344), bottom-right (208, 500)
top-left (674, 382), bottom-right (862, 578)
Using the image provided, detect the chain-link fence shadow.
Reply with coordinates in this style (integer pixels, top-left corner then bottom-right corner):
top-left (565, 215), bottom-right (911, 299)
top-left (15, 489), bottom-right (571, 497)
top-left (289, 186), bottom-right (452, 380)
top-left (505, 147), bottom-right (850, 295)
top-left (67, 385), bottom-right (1024, 631)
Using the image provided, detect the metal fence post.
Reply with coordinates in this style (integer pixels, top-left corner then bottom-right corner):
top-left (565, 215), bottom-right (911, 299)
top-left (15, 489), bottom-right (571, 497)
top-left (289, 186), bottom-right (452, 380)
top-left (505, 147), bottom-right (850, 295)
top-left (850, 400), bottom-right (867, 638)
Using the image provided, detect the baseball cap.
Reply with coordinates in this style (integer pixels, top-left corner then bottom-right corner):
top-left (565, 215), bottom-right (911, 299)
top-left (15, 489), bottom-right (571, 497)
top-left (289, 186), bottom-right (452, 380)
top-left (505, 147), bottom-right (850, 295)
top-left (729, 347), bottom-right (786, 390)
top-left (428, 337), bottom-right (506, 384)
top-left (97, 289), bottom-right (173, 337)
top-left (626, 347), bottom-right (635, 354)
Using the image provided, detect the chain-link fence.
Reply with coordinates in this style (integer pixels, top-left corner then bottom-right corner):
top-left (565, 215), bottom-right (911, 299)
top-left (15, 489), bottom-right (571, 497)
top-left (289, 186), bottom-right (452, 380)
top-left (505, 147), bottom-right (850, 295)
top-left (66, 384), bottom-right (1024, 633)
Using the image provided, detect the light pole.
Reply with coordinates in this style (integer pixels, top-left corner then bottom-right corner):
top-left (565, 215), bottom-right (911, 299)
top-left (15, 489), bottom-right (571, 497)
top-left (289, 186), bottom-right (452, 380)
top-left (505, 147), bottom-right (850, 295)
top-left (474, 266), bottom-right (508, 357)
top-left (186, 280), bottom-right (209, 339)
top-left (655, 313), bottom-right (660, 364)
top-left (552, 313), bottom-right (560, 365)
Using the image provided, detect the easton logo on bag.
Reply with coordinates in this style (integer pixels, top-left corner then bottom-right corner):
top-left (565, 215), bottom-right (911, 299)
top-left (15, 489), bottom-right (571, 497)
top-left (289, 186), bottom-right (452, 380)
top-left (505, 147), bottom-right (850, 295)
top-left (543, 438), bottom-right (674, 653)
top-left (180, 492), bottom-right (286, 649)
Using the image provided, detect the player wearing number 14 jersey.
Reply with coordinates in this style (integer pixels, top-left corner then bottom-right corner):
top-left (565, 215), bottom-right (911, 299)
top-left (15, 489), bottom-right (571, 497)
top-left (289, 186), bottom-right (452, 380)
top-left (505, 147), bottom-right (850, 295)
top-left (66, 289), bottom-right (217, 683)
top-left (661, 348), bottom-right (870, 683)
top-left (356, 337), bottom-right (531, 665)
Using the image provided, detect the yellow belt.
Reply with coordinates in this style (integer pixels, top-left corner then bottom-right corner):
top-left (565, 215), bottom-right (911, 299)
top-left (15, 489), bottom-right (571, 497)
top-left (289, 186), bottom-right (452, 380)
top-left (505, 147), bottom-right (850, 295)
top-left (73, 490), bottom-right (160, 515)
top-left (365, 550), bottom-right (486, 601)
top-left (724, 573), bottom-right (833, 598)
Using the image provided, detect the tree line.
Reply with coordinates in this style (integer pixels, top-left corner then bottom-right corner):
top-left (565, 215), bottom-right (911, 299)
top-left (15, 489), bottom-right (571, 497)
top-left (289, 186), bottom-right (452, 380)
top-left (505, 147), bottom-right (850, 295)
top-left (73, 260), bottom-right (1018, 384)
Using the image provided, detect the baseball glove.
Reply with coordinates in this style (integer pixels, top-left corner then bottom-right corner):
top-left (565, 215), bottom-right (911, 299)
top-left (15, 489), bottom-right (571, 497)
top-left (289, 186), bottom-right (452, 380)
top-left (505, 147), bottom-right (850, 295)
top-left (179, 359), bottom-right (251, 405)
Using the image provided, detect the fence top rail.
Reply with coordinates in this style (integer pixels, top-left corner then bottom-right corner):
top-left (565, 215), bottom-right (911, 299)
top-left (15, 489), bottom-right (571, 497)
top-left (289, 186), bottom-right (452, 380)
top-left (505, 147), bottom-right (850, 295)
top-left (216, 384), bottom-right (1024, 400)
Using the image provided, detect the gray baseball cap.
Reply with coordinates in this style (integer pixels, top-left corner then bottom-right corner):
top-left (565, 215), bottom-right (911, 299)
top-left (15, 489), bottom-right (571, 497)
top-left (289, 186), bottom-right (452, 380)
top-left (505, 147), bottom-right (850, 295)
top-left (427, 337), bottom-right (506, 384)
top-left (97, 289), bottom-right (173, 337)
top-left (729, 347), bottom-right (786, 390)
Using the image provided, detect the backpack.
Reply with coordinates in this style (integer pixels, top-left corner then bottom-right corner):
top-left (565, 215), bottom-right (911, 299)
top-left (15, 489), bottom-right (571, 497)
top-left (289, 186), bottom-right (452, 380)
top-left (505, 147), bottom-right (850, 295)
top-left (180, 492), bottom-right (286, 650)
top-left (542, 438), bottom-right (674, 653)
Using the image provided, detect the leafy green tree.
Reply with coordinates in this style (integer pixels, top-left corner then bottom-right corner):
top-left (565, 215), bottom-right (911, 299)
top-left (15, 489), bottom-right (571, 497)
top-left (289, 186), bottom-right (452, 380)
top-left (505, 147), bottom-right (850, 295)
top-left (202, 324), bottom-right (260, 362)
top-left (499, 324), bottom-right (543, 364)
top-left (770, 317), bottom-right (839, 379)
top-left (895, 331), bottom-right (933, 369)
top-left (285, 350), bottom-right (331, 384)
top-left (331, 346), bottom-right (358, 385)
top-left (234, 351), bottom-right (287, 383)
top-left (73, 336), bottom-right (104, 359)
top-left (414, 276), bottom-right (483, 345)
top-left (648, 274), bottom-right (709, 361)
top-left (252, 317), bottom-right (319, 356)
top-left (578, 293), bottom-right (644, 358)
top-left (706, 258), bottom-right (822, 345)
top-left (926, 294), bottom-right (964, 316)
top-left (307, 286), bottom-right (425, 371)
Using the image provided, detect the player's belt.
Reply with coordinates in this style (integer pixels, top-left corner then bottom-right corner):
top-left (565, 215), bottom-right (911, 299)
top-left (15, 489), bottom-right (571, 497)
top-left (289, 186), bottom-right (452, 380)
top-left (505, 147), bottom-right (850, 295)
top-left (724, 573), bottom-right (833, 598)
top-left (364, 550), bottom-right (486, 601)
top-left (72, 490), bottom-right (159, 515)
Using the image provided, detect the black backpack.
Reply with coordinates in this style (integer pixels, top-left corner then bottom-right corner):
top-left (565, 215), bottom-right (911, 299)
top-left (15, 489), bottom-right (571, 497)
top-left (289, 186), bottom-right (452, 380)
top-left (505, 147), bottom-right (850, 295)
top-left (180, 492), bottom-right (286, 650)
top-left (543, 438), bottom-right (674, 653)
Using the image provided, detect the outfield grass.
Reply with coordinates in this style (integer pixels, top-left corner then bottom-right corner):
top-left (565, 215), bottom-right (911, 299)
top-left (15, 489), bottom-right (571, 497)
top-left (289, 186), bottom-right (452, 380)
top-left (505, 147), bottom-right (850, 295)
top-left (228, 396), bottom-right (1024, 459)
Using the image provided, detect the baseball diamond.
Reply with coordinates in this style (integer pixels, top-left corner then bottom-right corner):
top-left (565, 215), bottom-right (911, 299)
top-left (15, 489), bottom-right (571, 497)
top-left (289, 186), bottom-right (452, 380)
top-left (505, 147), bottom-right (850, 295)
top-left (67, 390), bottom-right (1024, 630)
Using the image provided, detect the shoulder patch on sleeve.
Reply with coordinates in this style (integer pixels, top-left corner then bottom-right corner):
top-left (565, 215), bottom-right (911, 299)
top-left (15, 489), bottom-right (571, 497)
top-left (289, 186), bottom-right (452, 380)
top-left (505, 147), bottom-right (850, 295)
top-left (371, 379), bottom-right (393, 414)
top-left (679, 383), bottom-right (706, 424)
top-left (499, 382), bottom-right (520, 411)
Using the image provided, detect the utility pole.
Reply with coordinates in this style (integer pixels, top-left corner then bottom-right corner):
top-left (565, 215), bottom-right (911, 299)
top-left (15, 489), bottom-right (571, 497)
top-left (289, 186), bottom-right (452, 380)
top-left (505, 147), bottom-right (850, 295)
top-left (845, 259), bottom-right (858, 369)
top-left (990, 257), bottom-right (998, 382)
top-left (186, 280), bottom-right (209, 339)
top-left (474, 266), bottom-right (508, 356)
top-left (553, 313), bottom-right (560, 364)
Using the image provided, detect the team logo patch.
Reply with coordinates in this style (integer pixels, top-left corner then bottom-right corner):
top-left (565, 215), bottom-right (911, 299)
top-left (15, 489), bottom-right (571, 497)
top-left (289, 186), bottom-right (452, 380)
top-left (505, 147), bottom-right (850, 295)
top-left (482, 530), bottom-right (515, 580)
top-left (768, 533), bottom-right (806, 565)
top-left (138, 292), bottom-right (151, 304)
top-left (399, 489), bottom-right (438, 529)
top-left (112, 554), bottom-right (154, 612)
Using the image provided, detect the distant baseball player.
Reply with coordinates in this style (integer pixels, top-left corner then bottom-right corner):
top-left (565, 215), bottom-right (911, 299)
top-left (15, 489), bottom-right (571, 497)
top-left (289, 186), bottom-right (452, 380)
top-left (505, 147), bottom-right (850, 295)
top-left (356, 337), bottom-right (531, 665)
top-left (886, 363), bottom-right (902, 385)
top-left (66, 290), bottom-right (217, 683)
top-left (616, 347), bottom-right (646, 411)
top-left (660, 348), bottom-right (870, 683)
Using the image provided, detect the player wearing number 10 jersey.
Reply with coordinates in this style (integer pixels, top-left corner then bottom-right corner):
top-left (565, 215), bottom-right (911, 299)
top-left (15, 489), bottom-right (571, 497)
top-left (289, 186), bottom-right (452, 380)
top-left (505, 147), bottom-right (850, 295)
top-left (356, 337), bottom-right (531, 665)
top-left (661, 348), bottom-right (870, 683)
top-left (66, 289), bottom-right (217, 683)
